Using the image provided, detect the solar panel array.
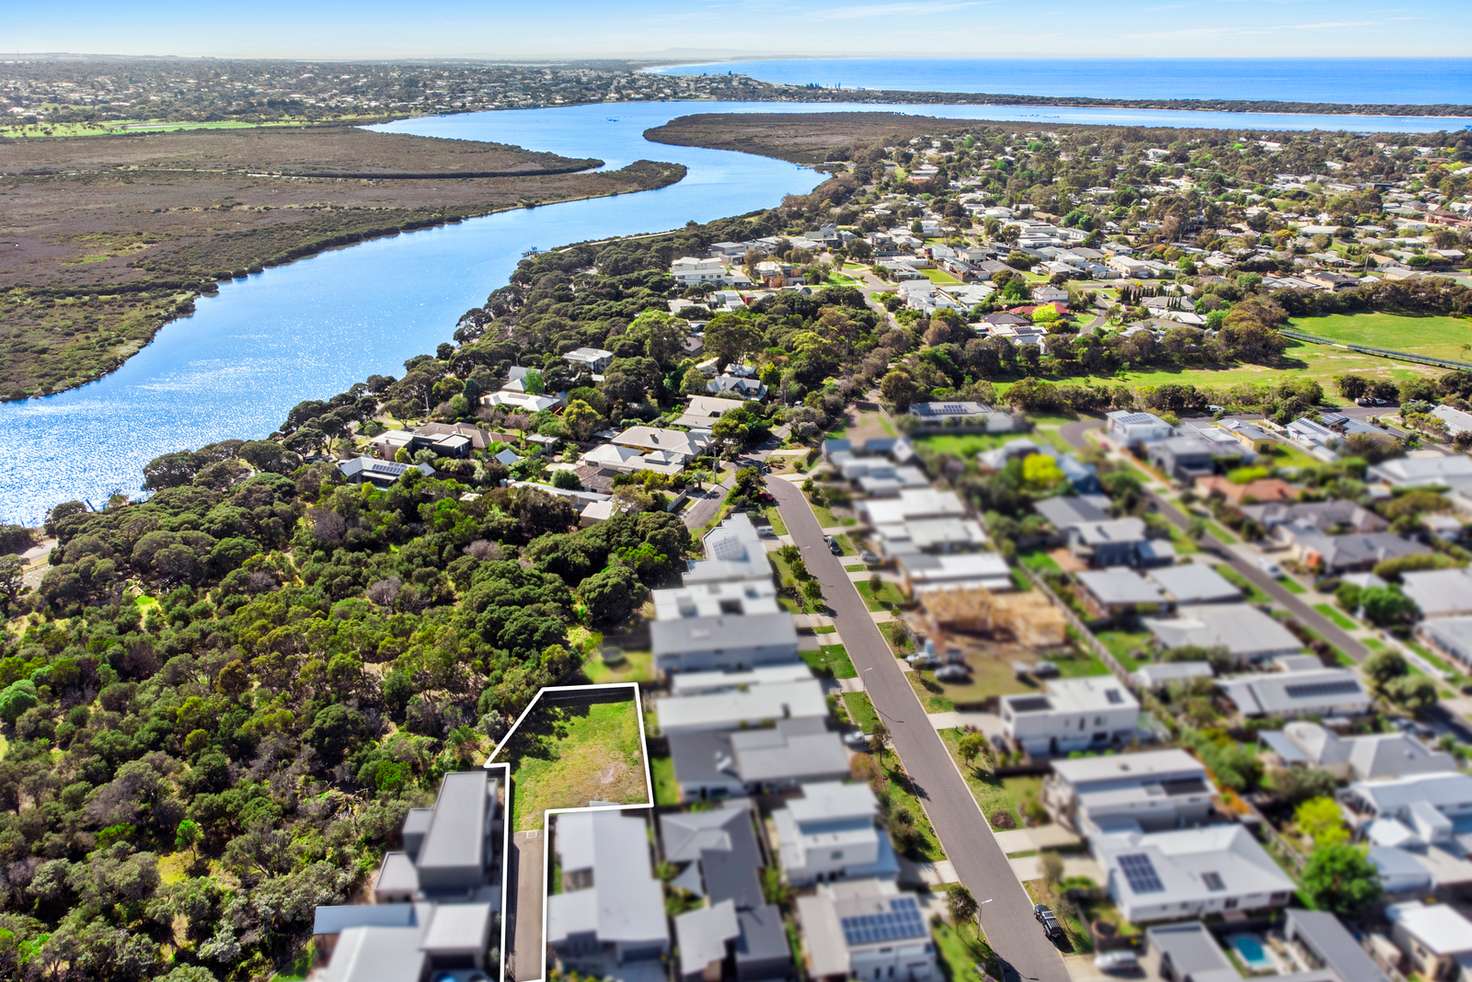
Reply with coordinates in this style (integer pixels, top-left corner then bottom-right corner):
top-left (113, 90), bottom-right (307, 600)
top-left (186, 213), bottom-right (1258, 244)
top-left (1117, 853), bottom-right (1165, 894)
top-left (1283, 680), bottom-right (1363, 699)
top-left (839, 896), bottom-right (926, 947)
top-left (1201, 871), bottom-right (1226, 892)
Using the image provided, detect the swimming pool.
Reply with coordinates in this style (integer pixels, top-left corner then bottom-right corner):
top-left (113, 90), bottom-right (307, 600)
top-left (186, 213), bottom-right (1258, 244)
top-left (1228, 933), bottom-right (1273, 972)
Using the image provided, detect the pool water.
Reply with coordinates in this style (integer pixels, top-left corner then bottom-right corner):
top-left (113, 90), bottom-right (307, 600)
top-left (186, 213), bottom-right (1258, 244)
top-left (1228, 933), bottom-right (1273, 972)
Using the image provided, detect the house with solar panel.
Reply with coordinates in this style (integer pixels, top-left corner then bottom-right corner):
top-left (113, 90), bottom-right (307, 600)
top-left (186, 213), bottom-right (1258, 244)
top-left (1216, 658), bottom-right (1372, 718)
top-left (796, 879), bottom-right (940, 981)
top-left (336, 456), bottom-right (436, 488)
top-left (1096, 825), bottom-right (1296, 924)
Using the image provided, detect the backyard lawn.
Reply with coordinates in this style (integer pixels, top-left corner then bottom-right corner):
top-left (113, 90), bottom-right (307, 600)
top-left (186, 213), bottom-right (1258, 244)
top-left (1095, 629), bottom-right (1151, 671)
top-left (581, 648), bottom-right (654, 684)
top-left (914, 432), bottom-right (1017, 459)
top-left (649, 755), bottom-right (680, 806)
top-left (1289, 312), bottom-right (1472, 362)
top-left (508, 697), bottom-right (648, 831)
top-left (920, 267), bottom-right (962, 285)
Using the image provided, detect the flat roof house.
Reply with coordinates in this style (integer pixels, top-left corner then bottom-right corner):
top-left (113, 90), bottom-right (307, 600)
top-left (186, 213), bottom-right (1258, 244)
top-left (773, 781), bottom-right (901, 887)
top-left (1097, 825), bottom-right (1296, 924)
top-left (311, 770), bottom-right (503, 982)
top-left (656, 678), bottom-right (827, 735)
top-left (562, 346), bottom-right (614, 374)
top-left (1385, 902), bottom-right (1472, 982)
top-left (1146, 434), bottom-right (1247, 483)
top-left (905, 400), bottom-right (1026, 433)
top-left (1000, 676), bottom-right (1141, 757)
top-left (660, 804), bottom-right (793, 981)
top-left (685, 512), bottom-right (771, 584)
top-left (1105, 410), bottom-right (1173, 450)
top-left (1144, 603), bottom-right (1302, 664)
top-left (651, 611), bottom-right (800, 675)
top-left (652, 579), bottom-right (779, 621)
top-left (1044, 749), bottom-right (1215, 838)
top-left (547, 810), bottom-right (670, 975)
top-left (796, 879), bottom-right (939, 982)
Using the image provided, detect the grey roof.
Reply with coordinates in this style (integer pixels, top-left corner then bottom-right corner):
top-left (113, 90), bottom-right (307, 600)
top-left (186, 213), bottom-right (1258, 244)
top-left (1242, 499), bottom-right (1386, 533)
top-left (1289, 530), bottom-right (1424, 571)
top-left (1145, 921), bottom-right (1235, 979)
top-left (548, 810), bottom-right (668, 949)
top-left (1073, 517), bottom-right (1148, 546)
top-left (1077, 567), bottom-right (1167, 606)
top-left (661, 804), bottom-right (756, 867)
top-left (1147, 564), bottom-right (1241, 604)
top-left (1402, 568), bottom-right (1472, 618)
top-left (651, 611), bottom-right (798, 657)
top-left (1423, 615), bottom-right (1472, 663)
top-left (1219, 667), bottom-right (1370, 717)
top-left (321, 926), bottom-right (427, 982)
top-left (676, 900), bottom-right (740, 976)
top-left (1145, 604), bottom-right (1301, 660)
top-left (373, 851), bottom-right (419, 897)
top-left (416, 771), bottom-right (491, 887)
top-left (420, 902), bottom-right (493, 955)
top-left (729, 718), bottom-right (849, 783)
top-left (1034, 493), bottom-right (1113, 530)
top-left (313, 902), bottom-right (419, 936)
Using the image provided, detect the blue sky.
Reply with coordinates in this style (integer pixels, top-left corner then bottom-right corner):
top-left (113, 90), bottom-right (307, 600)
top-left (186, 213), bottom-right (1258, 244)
top-left (5, 0), bottom-right (1470, 60)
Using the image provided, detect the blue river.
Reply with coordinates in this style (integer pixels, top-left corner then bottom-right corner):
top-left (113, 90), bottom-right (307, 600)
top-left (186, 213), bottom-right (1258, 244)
top-left (3, 98), bottom-right (1471, 525)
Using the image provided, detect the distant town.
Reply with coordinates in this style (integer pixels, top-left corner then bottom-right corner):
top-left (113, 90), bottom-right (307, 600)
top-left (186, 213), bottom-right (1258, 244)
top-left (6, 52), bottom-right (1472, 982)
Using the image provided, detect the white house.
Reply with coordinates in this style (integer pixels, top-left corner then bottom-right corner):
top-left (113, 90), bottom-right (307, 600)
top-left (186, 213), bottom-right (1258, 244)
top-left (546, 810), bottom-right (669, 975)
top-left (773, 782), bottom-right (901, 886)
top-left (796, 880), bottom-right (939, 982)
top-left (1104, 410), bottom-right (1173, 449)
top-left (1043, 749), bottom-right (1216, 838)
top-left (1097, 825), bottom-right (1296, 924)
top-left (651, 612), bottom-right (800, 675)
top-left (671, 256), bottom-right (748, 288)
top-left (562, 346), bottom-right (614, 374)
top-left (655, 678), bottom-right (826, 735)
top-left (999, 676), bottom-right (1141, 756)
top-left (1217, 663), bottom-right (1371, 718)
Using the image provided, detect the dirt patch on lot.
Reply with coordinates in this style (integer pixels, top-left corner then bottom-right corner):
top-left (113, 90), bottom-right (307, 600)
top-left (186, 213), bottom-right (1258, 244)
top-left (0, 126), bottom-right (684, 400)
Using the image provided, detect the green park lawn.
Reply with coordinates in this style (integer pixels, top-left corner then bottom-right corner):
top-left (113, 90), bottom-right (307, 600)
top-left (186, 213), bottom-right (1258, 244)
top-left (509, 697), bottom-right (648, 831)
top-left (1289, 312), bottom-right (1472, 362)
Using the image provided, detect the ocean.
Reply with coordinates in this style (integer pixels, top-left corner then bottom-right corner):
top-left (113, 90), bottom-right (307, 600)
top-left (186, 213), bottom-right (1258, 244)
top-left (655, 58), bottom-right (1472, 106)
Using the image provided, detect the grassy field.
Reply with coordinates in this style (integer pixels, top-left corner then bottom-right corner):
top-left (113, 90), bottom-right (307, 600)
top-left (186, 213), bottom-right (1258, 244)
top-left (875, 748), bottom-right (945, 862)
top-left (940, 730), bottom-right (1044, 826)
top-left (802, 643), bottom-right (858, 679)
top-left (581, 648), bottom-right (654, 684)
top-left (509, 697), bottom-right (648, 831)
top-left (856, 578), bottom-right (908, 611)
top-left (1111, 338), bottom-right (1440, 389)
top-left (920, 267), bottom-right (963, 285)
top-left (1289, 312), bottom-right (1472, 363)
top-left (0, 117), bottom-right (322, 138)
top-left (914, 432), bottom-right (1018, 458)
top-left (1095, 629), bottom-right (1151, 671)
top-left (649, 755), bottom-right (680, 806)
top-left (842, 691), bottom-right (881, 733)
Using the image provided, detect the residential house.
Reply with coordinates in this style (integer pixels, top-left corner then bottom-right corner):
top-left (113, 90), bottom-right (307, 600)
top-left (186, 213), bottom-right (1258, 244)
top-left (1430, 405), bottom-right (1472, 438)
top-left (1146, 563), bottom-right (1242, 604)
top-left (661, 804), bottom-right (793, 981)
top-left (904, 401), bottom-right (1026, 434)
top-left (1422, 616), bottom-right (1472, 669)
top-left (1401, 567), bottom-right (1472, 618)
top-left (1106, 410), bottom-right (1174, 449)
top-left (1146, 434), bottom-right (1249, 483)
top-left (337, 457), bottom-right (435, 487)
top-left (708, 373), bottom-right (768, 400)
top-left (1144, 604), bottom-right (1303, 664)
top-left (1341, 771), bottom-right (1472, 895)
top-left (668, 716), bottom-right (849, 800)
top-left (651, 612), bottom-right (799, 675)
top-left (1385, 902), bottom-right (1472, 981)
top-left (1033, 493), bottom-right (1114, 531)
top-left (1132, 661), bottom-right (1216, 691)
top-left (1241, 499), bottom-right (1387, 545)
top-left (311, 771), bottom-right (503, 982)
top-left (1043, 749), bottom-right (1216, 838)
top-left (1075, 567), bottom-right (1170, 617)
top-left (796, 880), bottom-right (938, 982)
top-left (1194, 475), bottom-right (1302, 506)
top-left (978, 439), bottom-right (1099, 493)
top-left (652, 579), bottom-right (780, 621)
top-left (1066, 517), bottom-right (1166, 568)
top-left (673, 394), bottom-right (747, 430)
top-left (656, 678), bottom-right (827, 735)
top-left (1262, 721), bottom-right (1454, 781)
top-left (546, 810), bottom-right (670, 975)
top-left (857, 487), bottom-right (968, 528)
top-left (1218, 662), bottom-right (1371, 718)
top-left (563, 346), bottom-right (614, 374)
top-left (370, 422), bottom-right (491, 460)
top-left (1096, 825), bottom-right (1296, 924)
top-left (685, 512), bottom-right (771, 584)
top-left (999, 676), bottom-right (1142, 756)
top-left (773, 781), bottom-right (901, 886)
top-left (1369, 454), bottom-right (1472, 512)
top-left (1284, 529), bottom-right (1423, 574)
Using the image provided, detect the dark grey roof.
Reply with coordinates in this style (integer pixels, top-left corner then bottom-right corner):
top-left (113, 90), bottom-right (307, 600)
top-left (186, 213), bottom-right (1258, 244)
top-left (1034, 494), bottom-right (1113, 530)
top-left (416, 771), bottom-right (491, 885)
top-left (735, 905), bottom-right (792, 969)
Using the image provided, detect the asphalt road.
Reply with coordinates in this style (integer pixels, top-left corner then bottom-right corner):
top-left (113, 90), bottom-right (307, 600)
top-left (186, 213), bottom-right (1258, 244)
top-left (766, 473), bottom-right (1070, 982)
top-left (1057, 418), bottom-right (1371, 663)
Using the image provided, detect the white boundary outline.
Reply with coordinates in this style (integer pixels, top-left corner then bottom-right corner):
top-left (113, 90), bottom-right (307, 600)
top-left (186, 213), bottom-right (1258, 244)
top-left (484, 681), bottom-right (655, 982)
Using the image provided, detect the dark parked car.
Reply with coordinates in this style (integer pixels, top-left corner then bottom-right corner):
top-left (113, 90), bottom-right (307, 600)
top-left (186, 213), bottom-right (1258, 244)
top-left (1034, 904), bottom-right (1064, 942)
top-left (826, 536), bottom-right (842, 555)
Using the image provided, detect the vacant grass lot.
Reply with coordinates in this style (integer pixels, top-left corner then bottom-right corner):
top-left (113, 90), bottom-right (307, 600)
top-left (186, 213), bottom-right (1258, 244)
top-left (802, 643), bottom-right (858, 679)
top-left (1289, 312), bottom-right (1472, 362)
top-left (509, 697), bottom-right (648, 831)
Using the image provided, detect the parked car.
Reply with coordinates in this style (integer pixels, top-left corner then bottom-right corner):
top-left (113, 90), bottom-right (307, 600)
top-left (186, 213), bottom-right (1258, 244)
top-left (935, 664), bottom-right (970, 683)
top-left (1031, 660), bottom-right (1061, 679)
top-left (1255, 555), bottom-right (1284, 578)
top-left (826, 536), bottom-right (842, 556)
top-left (1094, 950), bottom-right (1140, 975)
top-left (908, 652), bottom-right (940, 669)
top-left (843, 730), bottom-right (871, 750)
top-left (1034, 904), bottom-right (1064, 941)
top-left (944, 645), bottom-right (964, 664)
top-left (859, 550), bottom-right (880, 566)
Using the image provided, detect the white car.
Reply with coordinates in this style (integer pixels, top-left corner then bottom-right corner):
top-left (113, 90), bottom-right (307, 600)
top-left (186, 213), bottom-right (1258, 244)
top-left (1094, 950), bottom-right (1140, 975)
top-left (1255, 555), bottom-right (1284, 578)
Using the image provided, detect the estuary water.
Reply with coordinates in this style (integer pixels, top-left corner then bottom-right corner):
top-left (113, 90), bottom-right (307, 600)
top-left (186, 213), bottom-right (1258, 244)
top-left (3, 98), bottom-right (1471, 525)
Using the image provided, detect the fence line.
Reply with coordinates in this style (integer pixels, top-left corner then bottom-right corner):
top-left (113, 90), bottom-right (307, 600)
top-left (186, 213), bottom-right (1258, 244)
top-left (1280, 328), bottom-right (1472, 371)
